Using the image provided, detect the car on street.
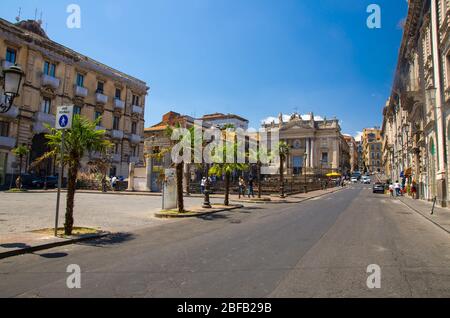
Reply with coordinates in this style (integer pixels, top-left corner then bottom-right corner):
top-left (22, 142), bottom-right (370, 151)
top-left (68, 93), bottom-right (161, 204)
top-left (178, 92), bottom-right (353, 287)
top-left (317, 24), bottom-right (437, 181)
top-left (362, 176), bottom-right (371, 184)
top-left (373, 183), bottom-right (385, 193)
top-left (351, 177), bottom-right (358, 183)
top-left (31, 176), bottom-right (58, 189)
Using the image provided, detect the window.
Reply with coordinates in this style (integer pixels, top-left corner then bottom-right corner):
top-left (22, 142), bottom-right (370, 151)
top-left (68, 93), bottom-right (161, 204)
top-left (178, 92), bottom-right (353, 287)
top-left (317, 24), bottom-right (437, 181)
top-left (0, 121), bottom-right (9, 137)
top-left (131, 146), bottom-right (137, 157)
top-left (321, 152), bottom-right (328, 164)
top-left (44, 61), bottom-right (56, 77)
top-left (74, 106), bottom-right (81, 115)
top-left (96, 81), bottom-right (104, 94)
top-left (110, 166), bottom-right (117, 178)
top-left (6, 48), bottom-right (16, 63)
top-left (115, 88), bottom-right (121, 99)
top-left (42, 98), bottom-right (51, 114)
top-left (76, 73), bottom-right (84, 87)
top-left (114, 143), bottom-right (120, 154)
top-left (132, 95), bottom-right (140, 106)
top-left (131, 122), bottom-right (137, 134)
top-left (95, 111), bottom-right (102, 124)
top-left (113, 116), bottom-right (120, 130)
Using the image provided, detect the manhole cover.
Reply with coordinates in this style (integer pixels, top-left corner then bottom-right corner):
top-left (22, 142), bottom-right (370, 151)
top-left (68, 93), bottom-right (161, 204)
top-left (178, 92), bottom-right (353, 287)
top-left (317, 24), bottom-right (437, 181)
top-left (230, 219), bottom-right (242, 224)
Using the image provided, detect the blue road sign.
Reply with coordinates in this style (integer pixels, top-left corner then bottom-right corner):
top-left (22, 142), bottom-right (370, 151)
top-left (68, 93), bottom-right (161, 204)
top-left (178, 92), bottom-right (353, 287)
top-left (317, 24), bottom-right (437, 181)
top-left (59, 115), bottom-right (69, 128)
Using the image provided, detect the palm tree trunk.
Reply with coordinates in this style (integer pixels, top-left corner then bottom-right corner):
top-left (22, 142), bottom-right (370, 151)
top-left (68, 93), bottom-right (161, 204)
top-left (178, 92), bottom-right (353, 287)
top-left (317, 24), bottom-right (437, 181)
top-left (280, 155), bottom-right (285, 198)
top-left (257, 161), bottom-right (262, 198)
top-left (176, 162), bottom-right (184, 212)
top-left (65, 164), bottom-right (78, 235)
top-left (224, 171), bottom-right (230, 206)
top-left (18, 155), bottom-right (23, 189)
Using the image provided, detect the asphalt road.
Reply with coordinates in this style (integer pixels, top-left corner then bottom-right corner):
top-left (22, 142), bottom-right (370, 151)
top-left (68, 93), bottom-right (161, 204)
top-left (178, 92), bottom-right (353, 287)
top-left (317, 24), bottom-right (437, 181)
top-left (1, 184), bottom-right (450, 298)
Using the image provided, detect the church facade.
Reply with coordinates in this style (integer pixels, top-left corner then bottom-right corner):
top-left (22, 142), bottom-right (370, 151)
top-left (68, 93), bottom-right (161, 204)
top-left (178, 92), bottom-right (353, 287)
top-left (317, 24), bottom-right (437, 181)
top-left (262, 113), bottom-right (350, 177)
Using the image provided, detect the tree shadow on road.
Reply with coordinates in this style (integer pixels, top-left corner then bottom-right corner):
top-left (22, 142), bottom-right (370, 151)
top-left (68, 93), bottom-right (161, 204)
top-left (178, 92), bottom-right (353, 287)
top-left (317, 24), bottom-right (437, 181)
top-left (76, 232), bottom-right (135, 248)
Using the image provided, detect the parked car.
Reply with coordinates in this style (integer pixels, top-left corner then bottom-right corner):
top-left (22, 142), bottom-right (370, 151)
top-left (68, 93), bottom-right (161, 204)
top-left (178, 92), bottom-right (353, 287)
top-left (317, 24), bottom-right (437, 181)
top-left (351, 177), bottom-right (358, 183)
top-left (373, 183), bottom-right (385, 193)
top-left (32, 176), bottom-right (58, 189)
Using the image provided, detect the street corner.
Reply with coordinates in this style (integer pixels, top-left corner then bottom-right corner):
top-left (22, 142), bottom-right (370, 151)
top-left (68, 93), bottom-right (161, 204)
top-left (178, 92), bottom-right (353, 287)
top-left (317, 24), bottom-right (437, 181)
top-left (0, 228), bottom-right (110, 259)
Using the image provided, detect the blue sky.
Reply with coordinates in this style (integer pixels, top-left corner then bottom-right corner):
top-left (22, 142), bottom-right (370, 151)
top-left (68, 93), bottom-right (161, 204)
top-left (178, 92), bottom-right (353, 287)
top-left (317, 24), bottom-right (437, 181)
top-left (2, 0), bottom-right (408, 137)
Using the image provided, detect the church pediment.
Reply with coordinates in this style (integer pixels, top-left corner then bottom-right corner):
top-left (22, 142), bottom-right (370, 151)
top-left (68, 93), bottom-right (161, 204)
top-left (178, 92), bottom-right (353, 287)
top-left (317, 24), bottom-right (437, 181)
top-left (281, 120), bottom-right (314, 131)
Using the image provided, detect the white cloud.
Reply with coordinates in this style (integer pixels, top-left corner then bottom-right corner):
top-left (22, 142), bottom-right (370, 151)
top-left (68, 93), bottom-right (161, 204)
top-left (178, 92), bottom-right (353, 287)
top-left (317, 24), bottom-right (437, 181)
top-left (354, 131), bottom-right (363, 142)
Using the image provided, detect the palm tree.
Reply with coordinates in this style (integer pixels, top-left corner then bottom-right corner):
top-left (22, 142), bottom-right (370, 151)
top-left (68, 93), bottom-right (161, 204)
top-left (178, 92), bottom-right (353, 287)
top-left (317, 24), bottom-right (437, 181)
top-left (164, 124), bottom-right (198, 213)
top-left (12, 145), bottom-right (30, 189)
top-left (35, 115), bottom-right (111, 235)
top-left (278, 141), bottom-right (290, 198)
top-left (88, 154), bottom-right (112, 192)
top-left (209, 132), bottom-right (248, 206)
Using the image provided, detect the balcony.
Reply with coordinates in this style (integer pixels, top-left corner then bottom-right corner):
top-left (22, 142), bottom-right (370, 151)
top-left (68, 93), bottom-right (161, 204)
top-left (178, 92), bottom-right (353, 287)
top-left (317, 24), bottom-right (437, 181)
top-left (129, 156), bottom-right (139, 163)
top-left (41, 74), bottom-right (60, 89)
top-left (90, 151), bottom-right (102, 160)
top-left (114, 98), bottom-right (125, 111)
top-left (0, 136), bottom-right (16, 149)
top-left (131, 105), bottom-right (143, 115)
top-left (35, 111), bottom-right (55, 124)
top-left (111, 130), bottom-right (124, 140)
top-left (1, 60), bottom-right (14, 73)
top-left (95, 92), bottom-right (108, 104)
top-left (129, 134), bottom-right (141, 144)
top-left (112, 153), bottom-right (121, 163)
top-left (74, 85), bottom-right (88, 98)
top-left (0, 105), bottom-right (19, 119)
top-left (95, 125), bottom-right (106, 131)
top-left (33, 111), bottom-right (55, 134)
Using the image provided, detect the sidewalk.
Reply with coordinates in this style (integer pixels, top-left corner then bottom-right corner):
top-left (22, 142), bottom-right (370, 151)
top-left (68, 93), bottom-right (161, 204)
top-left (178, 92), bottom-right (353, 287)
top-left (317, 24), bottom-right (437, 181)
top-left (396, 195), bottom-right (450, 234)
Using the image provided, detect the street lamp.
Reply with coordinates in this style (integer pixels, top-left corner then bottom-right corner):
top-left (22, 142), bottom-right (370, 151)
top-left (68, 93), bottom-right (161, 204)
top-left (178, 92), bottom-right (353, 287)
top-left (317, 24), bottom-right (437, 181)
top-left (0, 65), bottom-right (24, 113)
top-left (303, 152), bottom-right (308, 193)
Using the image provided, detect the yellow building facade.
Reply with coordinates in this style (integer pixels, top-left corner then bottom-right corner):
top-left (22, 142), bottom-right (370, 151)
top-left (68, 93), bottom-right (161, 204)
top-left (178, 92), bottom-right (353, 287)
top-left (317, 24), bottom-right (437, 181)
top-left (0, 19), bottom-right (148, 187)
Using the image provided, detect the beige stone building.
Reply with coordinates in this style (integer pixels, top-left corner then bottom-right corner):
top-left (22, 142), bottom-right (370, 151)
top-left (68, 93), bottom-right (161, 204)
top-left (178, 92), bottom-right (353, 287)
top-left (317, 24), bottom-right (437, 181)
top-left (0, 19), bottom-right (148, 187)
top-left (262, 113), bottom-right (350, 177)
top-left (361, 128), bottom-right (382, 174)
top-left (381, 0), bottom-right (450, 206)
top-left (344, 135), bottom-right (358, 172)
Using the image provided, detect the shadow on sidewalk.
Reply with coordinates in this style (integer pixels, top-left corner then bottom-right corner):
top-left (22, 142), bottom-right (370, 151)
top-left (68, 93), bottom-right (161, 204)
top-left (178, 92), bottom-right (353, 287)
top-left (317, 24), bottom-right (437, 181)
top-left (77, 232), bottom-right (135, 248)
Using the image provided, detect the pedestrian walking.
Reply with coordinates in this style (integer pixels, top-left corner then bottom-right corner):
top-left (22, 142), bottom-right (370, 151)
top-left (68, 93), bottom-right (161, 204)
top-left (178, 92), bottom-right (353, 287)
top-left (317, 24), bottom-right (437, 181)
top-left (200, 177), bottom-right (206, 194)
top-left (238, 176), bottom-right (246, 199)
top-left (111, 175), bottom-right (117, 191)
top-left (394, 180), bottom-right (401, 196)
top-left (247, 176), bottom-right (255, 198)
top-left (389, 183), bottom-right (394, 197)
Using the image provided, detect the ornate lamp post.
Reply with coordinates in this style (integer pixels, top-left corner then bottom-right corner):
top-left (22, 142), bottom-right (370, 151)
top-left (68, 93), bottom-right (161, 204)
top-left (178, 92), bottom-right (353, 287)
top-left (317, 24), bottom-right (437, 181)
top-left (1, 65), bottom-right (24, 113)
top-left (202, 164), bottom-right (212, 208)
top-left (303, 153), bottom-right (308, 193)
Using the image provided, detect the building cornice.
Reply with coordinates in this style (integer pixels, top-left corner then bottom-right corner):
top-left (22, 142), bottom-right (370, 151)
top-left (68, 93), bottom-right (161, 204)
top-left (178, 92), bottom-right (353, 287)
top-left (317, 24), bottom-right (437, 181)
top-left (0, 18), bottom-right (149, 94)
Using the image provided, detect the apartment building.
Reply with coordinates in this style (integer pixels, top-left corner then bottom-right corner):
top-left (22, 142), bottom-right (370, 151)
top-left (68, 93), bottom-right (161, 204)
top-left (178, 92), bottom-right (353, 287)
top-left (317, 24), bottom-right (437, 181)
top-left (362, 128), bottom-right (382, 174)
top-left (0, 18), bottom-right (148, 187)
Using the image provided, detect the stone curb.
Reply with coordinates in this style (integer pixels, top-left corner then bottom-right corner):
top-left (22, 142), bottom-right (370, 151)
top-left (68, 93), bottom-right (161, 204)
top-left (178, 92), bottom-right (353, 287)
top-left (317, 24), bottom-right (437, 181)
top-left (155, 204), bottom-right (244, 219)
top-left (0, 232), bottom-right (110, 260)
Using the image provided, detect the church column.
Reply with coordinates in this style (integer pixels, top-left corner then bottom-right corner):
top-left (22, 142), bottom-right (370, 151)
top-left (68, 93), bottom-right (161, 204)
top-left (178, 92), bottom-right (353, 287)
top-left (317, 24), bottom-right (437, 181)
top-left (305, 138), bottom-right (310, 168)
top-left (310, 138), bottom-right (315, 168)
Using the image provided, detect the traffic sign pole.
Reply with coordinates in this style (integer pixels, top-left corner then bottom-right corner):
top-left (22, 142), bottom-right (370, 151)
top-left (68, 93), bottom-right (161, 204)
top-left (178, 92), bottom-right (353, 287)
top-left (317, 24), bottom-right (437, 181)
top-left (55, 129), bottom-right (65, 237)
top-left (54, 105), bottom-right (73, 237)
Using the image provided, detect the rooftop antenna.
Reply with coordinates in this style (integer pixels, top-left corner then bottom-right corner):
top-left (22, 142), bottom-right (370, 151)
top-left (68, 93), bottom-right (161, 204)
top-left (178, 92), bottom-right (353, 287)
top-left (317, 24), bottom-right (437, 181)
top-left (34, 8), bottom-right (38, 21)
top-left (38, 11), bottom-right (43, 25)
top-left (15, 7), bottom-right (21, 22)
